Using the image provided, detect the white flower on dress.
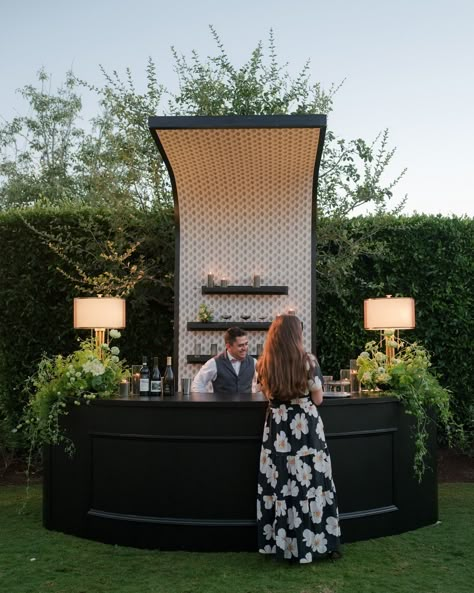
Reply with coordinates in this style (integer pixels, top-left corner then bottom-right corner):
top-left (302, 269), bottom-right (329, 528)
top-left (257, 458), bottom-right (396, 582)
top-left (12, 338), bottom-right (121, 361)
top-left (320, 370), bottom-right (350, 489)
top-left (309, 500), bottom-right (323, 524)
top-left (266, 466), bottom-right (279, 488)
top-left (297, 462), bottom-right (312, 487)
top-left (256, 499), bottom-right (262, 520)
top-left (287, 455), bottom-right (297, 475)
top-left (323, 489), bottom-right (334, 505)
top-left (299, 399), bottom-right (313, 414)
top-left (290, 413), bottom-right (309, 439)
top-left (300, 552), bottom-right (313, 563)
top-left (288, 506), bottom-right (302, 530)
top-left (314, 486), bottom-right (325, 508)
top-left (281, 479), bottom-right (299, 497)
top-left (275, 528), bottom-right (287, 550)
top-left (313, 450), bottom-right (328, 474)
top-left (259, 544), bottom-right (276, 554)
top-left (272, 405), bottom-right (288, 424)
top-left (257, 483), bottom-right (263, 495)
top-left (326, 515), bottom-right (340, 536)
top-left (313, 532), bottom-right (328, 554)
top-left (300, 499), bottom-right (309, 514)
top-left (274, 431), bottom-right (291, 453)
top-left (303, 528), bottom-right (316, 548)
top-left (260, 448), bottom-right (271, 473)
top-left (262, 425), bottom-right (270, 442)
top-left (284, 537), bottom-right (298, 559)
top-left (296, 445), bottom-right (314, 457)
top-left (275, 499), bottom-right (287, 517)
top-left (262, 495), bottom-right (274, 510)
top-left (263, 523), bottom-right (275, 541)
top-left (316, 418), bottom-right (325, 440)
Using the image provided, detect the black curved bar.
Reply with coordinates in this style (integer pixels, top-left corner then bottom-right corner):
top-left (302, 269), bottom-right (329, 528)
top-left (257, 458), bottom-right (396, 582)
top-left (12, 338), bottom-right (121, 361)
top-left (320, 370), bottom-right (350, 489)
top-left (43, 393), bottom-right (437, 551)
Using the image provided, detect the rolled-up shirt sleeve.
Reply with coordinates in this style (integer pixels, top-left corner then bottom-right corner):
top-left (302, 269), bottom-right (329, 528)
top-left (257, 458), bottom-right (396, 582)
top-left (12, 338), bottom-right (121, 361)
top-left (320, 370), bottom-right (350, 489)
top-left (191, 358), bottom-right (218, 393)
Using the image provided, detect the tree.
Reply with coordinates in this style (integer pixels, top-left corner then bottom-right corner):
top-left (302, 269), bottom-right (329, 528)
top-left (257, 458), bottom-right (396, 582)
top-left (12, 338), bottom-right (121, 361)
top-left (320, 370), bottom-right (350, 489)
top-left (0, 69), bottom-right (84, 209)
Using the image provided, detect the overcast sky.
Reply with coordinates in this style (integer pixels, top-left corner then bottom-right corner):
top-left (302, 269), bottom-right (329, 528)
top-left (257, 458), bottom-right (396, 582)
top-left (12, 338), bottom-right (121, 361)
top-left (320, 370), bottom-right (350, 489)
top-left (1, 0), bottom-right (473, 216)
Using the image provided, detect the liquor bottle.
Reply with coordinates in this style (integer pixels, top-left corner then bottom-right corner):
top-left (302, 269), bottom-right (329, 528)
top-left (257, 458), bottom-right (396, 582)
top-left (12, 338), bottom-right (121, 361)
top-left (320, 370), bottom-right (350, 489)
top-left (139, 356), bottom-right (150, 397)
top-left (150, 356), bottom-right (161, 396)
top-left (162, 356), bottom-right (175, 396)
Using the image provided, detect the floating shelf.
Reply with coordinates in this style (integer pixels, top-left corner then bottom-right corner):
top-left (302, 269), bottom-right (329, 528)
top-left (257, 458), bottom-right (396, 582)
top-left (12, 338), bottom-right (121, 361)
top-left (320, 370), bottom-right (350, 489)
top-left (187, 321), bottom-right (271, 331)
top-left (187, 354), bottom-right (261, 364)
top-left (202, 285), bottom-right (288, 295)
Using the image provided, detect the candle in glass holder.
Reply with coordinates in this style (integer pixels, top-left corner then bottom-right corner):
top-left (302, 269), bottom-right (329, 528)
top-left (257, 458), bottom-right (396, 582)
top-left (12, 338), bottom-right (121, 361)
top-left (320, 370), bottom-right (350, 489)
top-left (253, 274), bottom-right (261, 287)
top-left (207, 273), bottom-right (214, 287)
top-left (220, 278), bottom-right (229, 287)
top-left (119, 379), bottom-right (129, 398)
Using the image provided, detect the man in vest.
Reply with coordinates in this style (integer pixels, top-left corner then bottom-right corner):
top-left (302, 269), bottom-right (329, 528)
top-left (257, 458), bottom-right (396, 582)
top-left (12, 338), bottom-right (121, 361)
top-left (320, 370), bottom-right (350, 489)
top-left (191, 327), bottom-right (257, 393)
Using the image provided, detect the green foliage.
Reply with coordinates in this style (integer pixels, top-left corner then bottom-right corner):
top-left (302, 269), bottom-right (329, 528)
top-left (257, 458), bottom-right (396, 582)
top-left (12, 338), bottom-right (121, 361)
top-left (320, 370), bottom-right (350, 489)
top-left (17, 333), bottom-right (128, 457)
top-left (0, 69), bottom-right (84, 209)
top-left (357, 337), bottom-right (461, 479)
top-left (76, 58), bottom-right (170, 210)
top-left (197, 303), bottom-right (213, 322)
top-left (316, 214), bottom-right (474, 450)
top-left (0, 206), bottom-right (175, 445)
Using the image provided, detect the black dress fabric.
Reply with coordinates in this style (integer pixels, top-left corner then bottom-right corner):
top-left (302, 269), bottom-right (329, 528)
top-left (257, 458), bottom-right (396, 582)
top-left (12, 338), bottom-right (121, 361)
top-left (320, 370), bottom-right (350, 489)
top-left (256, 392), bottom-right (341, 563)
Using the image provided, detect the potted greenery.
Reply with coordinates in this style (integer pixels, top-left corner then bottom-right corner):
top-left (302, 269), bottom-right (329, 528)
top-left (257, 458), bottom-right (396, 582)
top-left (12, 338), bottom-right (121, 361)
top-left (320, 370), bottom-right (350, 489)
top-left (197, 303), bottom-right (213, 322)
top-left (356, 335), bottom-right (461, 481)
top-left (17, 330), bottom-right (128, 461)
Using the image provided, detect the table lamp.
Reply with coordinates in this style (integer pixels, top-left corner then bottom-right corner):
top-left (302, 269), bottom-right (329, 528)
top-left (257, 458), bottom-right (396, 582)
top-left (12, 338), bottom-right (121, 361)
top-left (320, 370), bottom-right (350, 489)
top-left (73, 297), bottom-right (126, 354)
top-left (364, 295), bottom-right (415, 361)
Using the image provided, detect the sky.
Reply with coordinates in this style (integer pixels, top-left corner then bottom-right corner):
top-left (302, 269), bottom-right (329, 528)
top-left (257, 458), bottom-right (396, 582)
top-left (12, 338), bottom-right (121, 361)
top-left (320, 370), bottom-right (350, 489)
top-left (1, 0), bottom-right (473, 216)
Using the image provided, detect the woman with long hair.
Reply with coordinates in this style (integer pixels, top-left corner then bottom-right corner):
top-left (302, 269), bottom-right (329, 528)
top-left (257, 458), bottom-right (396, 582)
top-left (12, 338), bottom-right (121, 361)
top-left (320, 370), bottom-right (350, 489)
top-left (256, 314), bottom-right (341, 563)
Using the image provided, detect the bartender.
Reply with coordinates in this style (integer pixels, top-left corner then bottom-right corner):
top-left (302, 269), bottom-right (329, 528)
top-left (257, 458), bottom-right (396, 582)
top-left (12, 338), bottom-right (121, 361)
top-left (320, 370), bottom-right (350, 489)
top-left (191, 327), bottom-right (257, 393)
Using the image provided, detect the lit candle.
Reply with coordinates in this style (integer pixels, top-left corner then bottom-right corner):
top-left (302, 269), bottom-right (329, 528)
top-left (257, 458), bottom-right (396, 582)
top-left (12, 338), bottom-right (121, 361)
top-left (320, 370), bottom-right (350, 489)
top-left (207, 273), bottom-right (214, 287)
top-left (119, 379), bottom-right (129, 398)
top-left (221, 278), bottom-right (229, 287)
top-left (253, 274), bottom-right (261, 287)
top-left (288, 308), bottom-right (296, 315)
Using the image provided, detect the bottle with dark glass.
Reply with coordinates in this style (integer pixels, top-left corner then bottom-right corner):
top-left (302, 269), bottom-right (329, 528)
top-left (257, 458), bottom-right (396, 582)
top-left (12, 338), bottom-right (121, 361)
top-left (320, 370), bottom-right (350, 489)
top-left (162, 356), bottom-right (175, 396)
top-left (139, 356), bottom-right (150, 397)
top-left (150, 356), bottom-right (161, 396)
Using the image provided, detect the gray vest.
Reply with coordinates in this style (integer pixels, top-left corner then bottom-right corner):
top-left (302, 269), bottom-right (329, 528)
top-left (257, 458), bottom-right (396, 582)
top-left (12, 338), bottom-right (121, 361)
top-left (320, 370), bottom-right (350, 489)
top-left (212, 351), bottom-right (255, 394)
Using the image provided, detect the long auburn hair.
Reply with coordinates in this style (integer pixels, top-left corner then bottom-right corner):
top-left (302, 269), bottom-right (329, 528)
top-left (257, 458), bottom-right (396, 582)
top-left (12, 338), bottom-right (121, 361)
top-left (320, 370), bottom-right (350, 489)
top-left (257, 315), bottom-right (310, 400)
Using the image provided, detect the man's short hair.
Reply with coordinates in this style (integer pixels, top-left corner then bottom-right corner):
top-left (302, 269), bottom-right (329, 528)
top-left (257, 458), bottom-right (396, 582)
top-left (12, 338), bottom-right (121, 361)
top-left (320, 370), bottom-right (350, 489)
top-left (224, 327), bottom-right (247, 345)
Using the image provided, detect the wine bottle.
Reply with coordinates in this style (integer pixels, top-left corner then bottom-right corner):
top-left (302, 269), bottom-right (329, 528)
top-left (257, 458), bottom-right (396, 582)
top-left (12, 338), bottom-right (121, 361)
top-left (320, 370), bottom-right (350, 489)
top-left (150, 356), bottom-right (161, 396)
top-left (162, 356), bottom-right (175, 396)
top-left (139, 356), bottom-right (150, 397)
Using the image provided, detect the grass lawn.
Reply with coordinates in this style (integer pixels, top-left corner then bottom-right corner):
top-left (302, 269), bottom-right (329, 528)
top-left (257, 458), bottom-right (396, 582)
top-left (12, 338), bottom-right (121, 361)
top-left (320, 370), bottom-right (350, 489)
top-left (0, 483), bottom-right (472, 593)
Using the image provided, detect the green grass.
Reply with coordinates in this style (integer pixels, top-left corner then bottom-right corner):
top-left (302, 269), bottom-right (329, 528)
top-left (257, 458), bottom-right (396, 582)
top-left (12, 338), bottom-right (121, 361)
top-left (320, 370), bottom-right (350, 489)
top-left (1, 484), bottom-right (473, 593)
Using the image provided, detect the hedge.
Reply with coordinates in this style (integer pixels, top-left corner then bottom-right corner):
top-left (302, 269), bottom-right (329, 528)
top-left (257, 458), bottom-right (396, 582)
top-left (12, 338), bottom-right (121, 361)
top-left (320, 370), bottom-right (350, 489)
top-left (0, 209), bottom-right (472, 448)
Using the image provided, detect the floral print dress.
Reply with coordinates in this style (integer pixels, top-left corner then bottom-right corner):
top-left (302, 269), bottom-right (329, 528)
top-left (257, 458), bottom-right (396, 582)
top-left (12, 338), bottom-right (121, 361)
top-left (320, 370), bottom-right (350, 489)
top-left (257, 377), bottom-right (341, 563)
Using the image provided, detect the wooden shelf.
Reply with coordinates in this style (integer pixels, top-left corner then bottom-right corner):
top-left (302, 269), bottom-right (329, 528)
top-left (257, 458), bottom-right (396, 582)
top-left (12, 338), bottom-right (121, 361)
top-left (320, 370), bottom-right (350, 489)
top-left (202, 285), bottom-right (288, 295)
top-left (187, 354), bottom-right (261, 364)
top-left (187, 321), bottom-right (271, 331)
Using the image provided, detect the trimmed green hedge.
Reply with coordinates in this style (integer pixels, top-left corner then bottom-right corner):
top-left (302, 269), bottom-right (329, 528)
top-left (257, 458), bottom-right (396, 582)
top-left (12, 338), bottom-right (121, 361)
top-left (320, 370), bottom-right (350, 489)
top-left (316, 214), bottom-right (474, 428)
top-left (0, 207), bottom-right (175, 428)
top-left (0, 210), bottom-right (472, 448)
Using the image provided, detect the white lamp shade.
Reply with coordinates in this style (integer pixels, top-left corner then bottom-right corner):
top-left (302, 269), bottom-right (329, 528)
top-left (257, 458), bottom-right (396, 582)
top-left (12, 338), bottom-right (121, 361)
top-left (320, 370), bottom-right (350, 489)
top-left (73, 297), bottom-right (126, 329)
top-left (364, 297), bottom-right (415, 330)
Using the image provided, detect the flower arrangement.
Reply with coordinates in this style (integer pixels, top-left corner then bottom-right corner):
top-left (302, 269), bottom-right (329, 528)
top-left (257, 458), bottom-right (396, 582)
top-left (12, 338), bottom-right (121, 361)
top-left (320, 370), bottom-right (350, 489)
top-left (17, 330), bottom-right (128, 458)
top-left (197, 303), bottom-right (213, 322)
top-left (357, 335), bottom-right (461, 480)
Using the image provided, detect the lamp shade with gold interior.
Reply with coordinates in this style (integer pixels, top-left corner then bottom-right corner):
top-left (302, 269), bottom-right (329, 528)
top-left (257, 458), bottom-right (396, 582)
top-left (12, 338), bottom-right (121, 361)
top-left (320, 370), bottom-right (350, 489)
top-left (364, 296), bottom-right (415, 361)
top-left (73, 297), bottom-right (126, 352)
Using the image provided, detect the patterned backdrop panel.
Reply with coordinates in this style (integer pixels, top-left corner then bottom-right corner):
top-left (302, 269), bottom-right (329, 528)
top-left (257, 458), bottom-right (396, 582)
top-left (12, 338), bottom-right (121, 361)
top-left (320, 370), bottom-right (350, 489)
top-left (155, 127), bottom-right (322, 382)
